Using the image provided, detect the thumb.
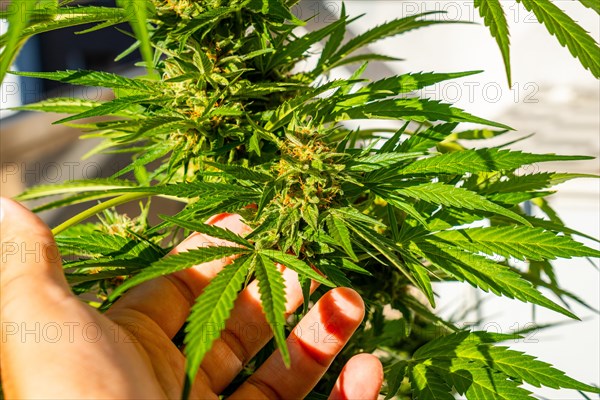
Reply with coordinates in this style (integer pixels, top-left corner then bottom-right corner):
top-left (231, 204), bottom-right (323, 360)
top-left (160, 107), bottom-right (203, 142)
top-left (0, 197), bottom-right (76, 395)
top-left (0, 199), bottom-right (160, 399)
top-left (0, 197), bottom-right (71, 321)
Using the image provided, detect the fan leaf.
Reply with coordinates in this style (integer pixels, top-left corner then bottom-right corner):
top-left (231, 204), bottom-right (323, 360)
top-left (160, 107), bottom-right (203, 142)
top-left (109, 246), bottom-right (248, 300)
top-left (182, 255), bottom-right (253, 397)
top-left (398, 149), bottom-right (592, 176)
top-left (430, 226), bottom-right (600, 261)
top-left (254, 254), bottom-right (290, 366)
top-left (416, 242), bottom-right (578, 319)
top-left (518, 0), bottom-right (600, 78)
top-left (475, 0), bottom-right (511, 84)
top-left (397, 182), bottom-right (531, 226)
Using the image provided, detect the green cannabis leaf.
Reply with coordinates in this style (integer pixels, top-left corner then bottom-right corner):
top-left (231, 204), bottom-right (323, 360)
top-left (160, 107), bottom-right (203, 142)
top-left (473, 0), bottom-right (600, 83)
top-left (386, 331), bottom-right (600, 399)
top-left (474, 0), bottom-right (511, 84)
top-left (182, 255), bottom-right (253, 398)
top-left (254, 254), bottom-right (290, 366)
top-left (518, 0), bottom-right (600, 78)
top-left (109, 246), bottom-right (249, 300)
top-left (430, 226), bottom-right (600, 261)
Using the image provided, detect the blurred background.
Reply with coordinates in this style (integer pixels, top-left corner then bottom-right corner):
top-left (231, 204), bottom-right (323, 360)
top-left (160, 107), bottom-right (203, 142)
top-left (1, 1), bottom-right (598, 398)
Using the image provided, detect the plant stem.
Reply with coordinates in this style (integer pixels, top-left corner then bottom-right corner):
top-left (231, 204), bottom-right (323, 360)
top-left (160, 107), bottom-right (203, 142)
top-left (51, 192), bottom-right (154, 236)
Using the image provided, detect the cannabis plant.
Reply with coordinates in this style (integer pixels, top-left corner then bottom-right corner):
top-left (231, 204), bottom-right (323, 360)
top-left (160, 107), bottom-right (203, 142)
top-left (1, 0), bottom-right (599, 398)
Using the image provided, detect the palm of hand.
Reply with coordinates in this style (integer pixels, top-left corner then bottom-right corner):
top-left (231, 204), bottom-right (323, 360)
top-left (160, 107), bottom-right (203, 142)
top-left (0, 200), bottom-right (382, 399)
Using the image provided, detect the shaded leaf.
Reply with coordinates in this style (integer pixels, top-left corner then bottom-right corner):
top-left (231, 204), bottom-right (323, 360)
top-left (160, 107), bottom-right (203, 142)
top-left (10, 69), bottom-right (159, 92)
top-left (182, 255), bottom-right (252, 397)
top-left (159, 214), bottom-right (253, 248)
top-left (410, 363), bottom-right (455, 400)
top-left (0, 7), bottom-right (127, 49)
top-left (325, 214), bottom-right (358, 261)
top-left (579, 0), bottom-right (600, 14)
top-left (260, 250), bottom-right (334, 287)
top-left (417, 242), bottom-right (578, 319)
top-left (118, 0), bottom-right (154, 73)
top-left (109, 246), bottom-right (248, 300)
top-left (0, 0), bottom-right (39, 83)
top-left (255, 254), bottom-right (290, 366)
top-left (329, 12), bottom-right (463, 68)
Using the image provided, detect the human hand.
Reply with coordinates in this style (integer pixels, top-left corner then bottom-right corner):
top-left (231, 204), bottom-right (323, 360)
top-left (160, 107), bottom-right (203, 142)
top-left (0, 197), bottom-right (383, 399)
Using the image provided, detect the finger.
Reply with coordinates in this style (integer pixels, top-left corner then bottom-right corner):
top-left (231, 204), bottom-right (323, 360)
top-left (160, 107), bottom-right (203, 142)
top-left (0, 198), bottom-right (162, 399)
top-left (106, 213), bottom-right (251, 339)
top-left (200, 264), bottom-right (320, 393)
top-left (328, 354), bottom-right (383, 400)
top-left (229, 287), bottom-right (365, 400)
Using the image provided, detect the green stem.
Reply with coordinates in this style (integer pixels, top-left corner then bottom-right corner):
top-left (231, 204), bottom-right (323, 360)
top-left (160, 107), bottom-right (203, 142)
top-left (51, 192), bottom-right (154, 236)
